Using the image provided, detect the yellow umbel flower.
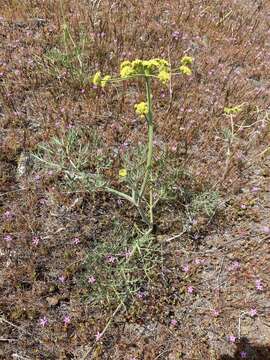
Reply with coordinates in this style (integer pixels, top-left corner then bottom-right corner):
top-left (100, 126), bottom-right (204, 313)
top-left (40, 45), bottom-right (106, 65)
top-left (181, 55), bottom-right (193, 66)
top-left (179, 65), bottom-right (192, 76)
top-left (158, 69), bottom-right (170, 84)
top-left (120, 61), bottom-right (135, 78)
top-left (101, 75), bottom-right (111, 88)
top-left (120, 58), bottom-right (170, 78)
top-left (92, 71), bottom-right (102, 86)
top-left (119, 168), bottom-right (127, 177)
top-left (224, 106), bottom-right (242, 115)
top-left (134, 102), bottom-right (148, 117)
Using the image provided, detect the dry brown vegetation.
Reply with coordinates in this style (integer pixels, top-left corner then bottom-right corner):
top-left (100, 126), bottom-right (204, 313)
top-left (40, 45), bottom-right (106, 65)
top-left (0, 0), bottom-right (270, 359)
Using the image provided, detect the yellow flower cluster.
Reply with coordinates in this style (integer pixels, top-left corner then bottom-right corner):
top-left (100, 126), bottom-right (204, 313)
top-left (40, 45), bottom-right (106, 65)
top-left (134, 102), bottom-right (148, 117)
top-left (120, 58), bottom-right (170, 84)
top-left (92, 71), bottom-right (111, 88)
top-left (179, 65), bottom-right (192, 75)
top-left (224, 106), bottom-right (242, 115)
top-left (181, 55), bottom-right (193, 65)
top-left (179, 55), bottom-right (193, 75)
top-left (158, 69), bottom-right (170, 84)
top-left (119, 168), bottom-right (127, 177)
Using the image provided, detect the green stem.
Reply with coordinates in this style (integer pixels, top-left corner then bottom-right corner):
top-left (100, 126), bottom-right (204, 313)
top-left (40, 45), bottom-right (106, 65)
top-left (149, 174), bottom-right (153, 225)
top-left (105, 186), bottom-right (135, 204)
top-left (138, 76), bottom-right (154, 226)
top-left (105, 186), bottom-right (150, 225)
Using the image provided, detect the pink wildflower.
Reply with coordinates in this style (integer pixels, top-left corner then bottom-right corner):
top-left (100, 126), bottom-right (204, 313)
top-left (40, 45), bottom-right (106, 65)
top-left (187, 286), bottom-right (194, 294)
top-left (230, 261), bottom-right (240, 271)
top-left (4, 211), bottom-right (14, 220)
top-left (251, 186), bottom-right (260, 192)
top-left (72, 237), bottom-right (80, 245)
top-left (172, 31), bottom-right (181, 40)
top-left (137, 291), bottom-right (145, 299)
top-left (88, 276), bottom-right (96, 284)
top-left (249, 308), bottom-right (257, 317)
top-left (4, 235), bottom-right (12, 242)
top-left (255, 279), bottom-right (263, 291)
top-left (171, 319), bottom-right (177, 326)
top-left (182, 264), bottom-right (189, 273)
top-left (59, 275), bottom-right (65, 283)
top-left (95, 332), bottom-right (102, 341)
top-left (212, 309), bottom-right (220, 317)
top-left (171, 144), bottom-right (177, 152)
top-left (63, 315), bottom-right (71, 325)
top-left (39, 316), bottom-right (48, 327)
top-left (261, 226), bottom-right (270, 234)
top-left (32, 237), bottom-right (40, 246)
top-left (228, 335), bottom-right (236, 343)
top-left (106, 255), bottom-right (116, 264)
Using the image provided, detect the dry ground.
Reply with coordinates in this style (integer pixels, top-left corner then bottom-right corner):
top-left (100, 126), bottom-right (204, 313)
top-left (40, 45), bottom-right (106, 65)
top-left (0, 1), bottom-right (270, 359)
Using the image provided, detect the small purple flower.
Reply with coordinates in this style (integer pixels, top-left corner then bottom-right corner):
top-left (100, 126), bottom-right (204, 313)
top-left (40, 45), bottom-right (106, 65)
top-left (182, 264), bottom-right (189, 273)
top-left (240, 204), bottom-right (246, 209)
top-left (230, 261), bottom-right (240, 271)
top-left (39, 316), bottom-right (48, 327)
top-left (261, 226), bottom-right (270, 234)
top-left (255, 279), bottom-right (264, 291)
top-left (137, 291), bottom-right (146, 299)
top-left (32, 237), bottom-right (40, 246)
top-left (240, 351), bottom-right (247, 358)
top-left (4, 235), bottom-right (13, 242)
top-left (106, 255), bottom-right (116, 264)
top-left (72, 237), bottom-right (80, 245)
top-left (80, 88), bottom-right (85, 94)
top-left (228, 335), bottom-right (236, 343)
top-left (249, 308), bottom-right (257, 317)
top-left (187, 286), bottom-right (194, 294)
top-left (170, 144), bottom-right (177, 152)
top-left (251, 186), bottom-right (260, 192)
top-left (4, 211), bottom-right (14, 220)
top-left (212, 309), bottom-right (220, 317)
top-left (172, 31), bottom-right (181, 40)
top-left (171, 319), bottom-right (177, 326)
top-left (88, 276), bottom-right (96, 284)
top-left (95, 332), bottom-right (102, 341)
top-left (63, 315), bottom-right (71, 325)
top-left (59, 275), bottom-right (65, 283)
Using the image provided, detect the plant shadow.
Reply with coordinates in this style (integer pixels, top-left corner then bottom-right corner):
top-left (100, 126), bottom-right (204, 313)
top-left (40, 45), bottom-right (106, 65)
top-left (219, 337), bottom-right (270, 360)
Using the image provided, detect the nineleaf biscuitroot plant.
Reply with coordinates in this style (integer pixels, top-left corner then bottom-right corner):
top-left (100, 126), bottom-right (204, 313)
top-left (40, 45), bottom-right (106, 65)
top-left (33, 56), bottom-right (193, 347)
top-left (91, 56), bottom-right (193, 232)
